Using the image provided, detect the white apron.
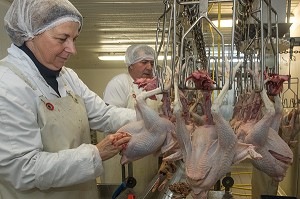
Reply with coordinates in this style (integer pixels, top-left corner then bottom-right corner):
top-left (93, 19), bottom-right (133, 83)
top-left (0, 62), bottom-right (98, 199)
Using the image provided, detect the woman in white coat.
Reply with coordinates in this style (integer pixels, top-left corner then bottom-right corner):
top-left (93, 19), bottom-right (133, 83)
top-left (0, 0), bottom-right (135, 198)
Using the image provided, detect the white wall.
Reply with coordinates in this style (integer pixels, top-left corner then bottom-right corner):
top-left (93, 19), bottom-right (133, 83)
top-left (0, 0), bottom-right (11, 59)
top-left (74, 66), bottom-right (126, 98)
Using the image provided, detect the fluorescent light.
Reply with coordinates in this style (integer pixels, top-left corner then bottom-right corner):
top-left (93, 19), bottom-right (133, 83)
top-left (98, 55), bottom-right (171, 61)
top-left (158, 56), bottom-right (172, 60)
top-left (98, 55), bottom-right (125, 61)
top-left (286, 16), bottom-right (295, 23)
top-left (212, 19), bottom-right (232, 28)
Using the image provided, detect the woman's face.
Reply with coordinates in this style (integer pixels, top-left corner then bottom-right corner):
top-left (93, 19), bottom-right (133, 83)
top-left (26, 21), bottom-right (80, 71)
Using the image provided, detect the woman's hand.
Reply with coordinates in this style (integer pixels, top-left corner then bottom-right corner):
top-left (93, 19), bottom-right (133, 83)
top-left (96, 132), bottom-right (131, 161)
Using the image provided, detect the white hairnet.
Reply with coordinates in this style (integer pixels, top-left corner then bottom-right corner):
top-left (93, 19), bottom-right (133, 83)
top-left (125, 45), bottom-right (155, 67)
top-left (4, 0), bottom-right (83, 46)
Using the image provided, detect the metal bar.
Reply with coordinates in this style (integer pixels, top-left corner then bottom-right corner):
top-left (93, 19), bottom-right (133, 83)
top-left (179, 13), bottom-right (225, 89)
top-left (274, 11), bottom-right (279, 74)
top-left (287, 0), bottom-right (292, 24)
top-left (171, 0), bottom-right (177, 81)
top-left (162, 7), bottom-right (173, 72)
top-left (204, 15), bottom-right (225, 87)
top-left (156, 3), bottom-right (172, 55)
top-left (230, 0), bottom-right (236, 89)
top-left (176, 0), bottom-right (233, 5)
top-left (259, 0), bottom-right (264, 92)
top-left (122, 165), bottom-right (126, 181)
top-left (209, 56), bottom-right (220, 88)
top-left (128, 162), bottom-right (133, 177)
top-left (263, 0), bottom-right (279, 74)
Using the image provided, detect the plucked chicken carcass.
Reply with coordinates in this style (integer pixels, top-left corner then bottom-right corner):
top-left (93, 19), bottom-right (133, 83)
top-left (265, 73), bottom-right (290, 96)
top-left (232, 70), bottom-right (293, 181)
top-left (134, 76), bottom-right (159, 100)
top-left (185, 69), bottom-right (216, 90)
top-left (172, 59), bottom-right (261, 199)
top-left (246, 89), bottom-right (293, 181)
top-left (280, 108), bottom-right (300, 149)
top-left (233, 91), bottom-right (263, 141)
top-left (118, 67), bottom-right (177, 165)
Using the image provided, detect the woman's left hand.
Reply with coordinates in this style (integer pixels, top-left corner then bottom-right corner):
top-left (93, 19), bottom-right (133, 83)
top-left (96, 132), bottom-right (131, 161)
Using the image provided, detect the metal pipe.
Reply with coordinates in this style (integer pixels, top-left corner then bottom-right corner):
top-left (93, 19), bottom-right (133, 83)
top-left (275, 12), bottom-right (279, 74)
top-left (209, 56), bottom-right (220, 88)
top-left (162, 8), bottom-right (173, 74)
top-left (217, 2), bottom-right (221, 89)
top-left (170, 0), bottom-right (177, 73)
top-left (287, 0), bottom-right (291, 24)
top-left (128, 162), bottom-right (133, 177)
top-left (263, 0), bottom-right (279, 74)
top-left (259, 0), bottom-right (264, 92)
top-left (176, 0), bottom-right (233, 5)
top-left (179, 14), bottom-right (225, 89)
top-left (155, 2), bottom-right (172, 56)
top-left (230, 0), bottom-right (237, 89)
top-left (206, 16), bottom-right (225, 87)
top-left (172, 0), bottom-right (177, 81)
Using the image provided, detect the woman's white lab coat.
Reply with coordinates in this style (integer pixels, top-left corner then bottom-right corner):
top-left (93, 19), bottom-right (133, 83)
top-left (0, 44), bottom-right (136, 198)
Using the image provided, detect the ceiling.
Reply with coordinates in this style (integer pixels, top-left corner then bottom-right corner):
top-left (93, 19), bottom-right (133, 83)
top-left (5, 0), bottom-right (300, 69)
top-left (68, 0), bottom-right (168, 69)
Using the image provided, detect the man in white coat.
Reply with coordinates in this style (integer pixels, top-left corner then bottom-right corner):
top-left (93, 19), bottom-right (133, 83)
top-left (103, 44), bottom-right (162, 195)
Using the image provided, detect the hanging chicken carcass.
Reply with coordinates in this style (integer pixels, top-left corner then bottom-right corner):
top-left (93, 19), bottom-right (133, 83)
top-left (231, 70), bottom-right (294, 181)
top-left (171, 59), bottom-right (262, 198)
top-left (118, 67), bottom-right (179, 164)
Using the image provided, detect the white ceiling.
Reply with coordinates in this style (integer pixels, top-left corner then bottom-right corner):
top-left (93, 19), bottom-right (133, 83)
top-left (68, 0), bottom-right (167, 69)
top-left (4, 0), bottom-right (300, 69)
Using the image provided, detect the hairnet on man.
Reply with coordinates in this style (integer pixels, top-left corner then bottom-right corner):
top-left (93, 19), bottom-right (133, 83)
top-left (125, 44), bottom-right (155, 67)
